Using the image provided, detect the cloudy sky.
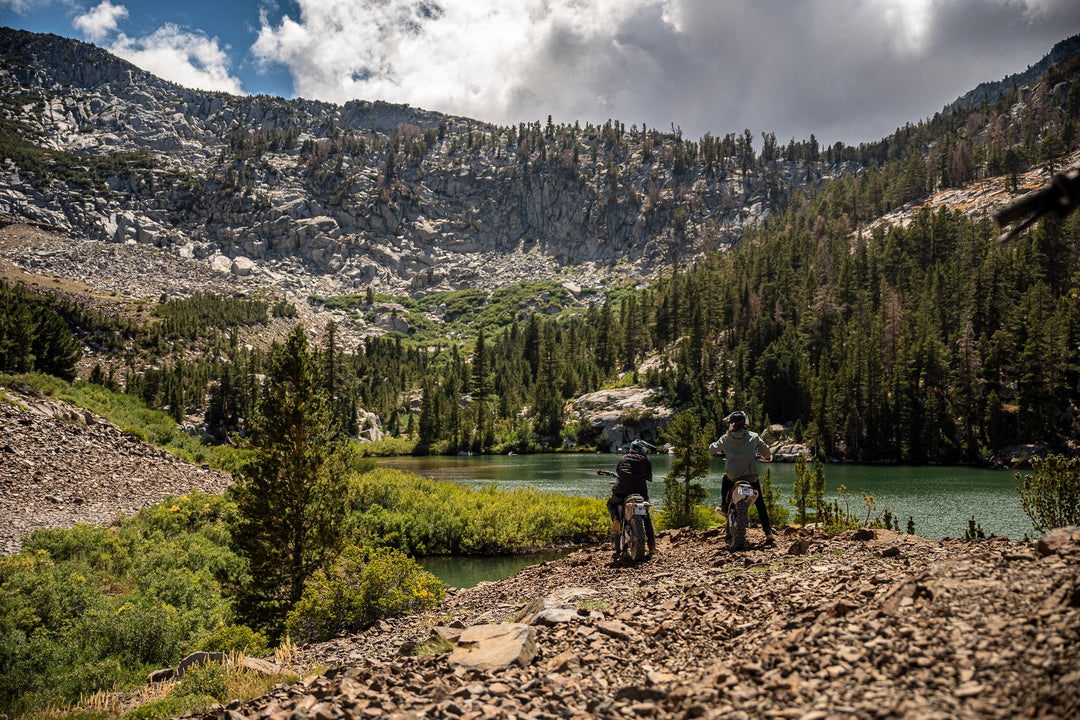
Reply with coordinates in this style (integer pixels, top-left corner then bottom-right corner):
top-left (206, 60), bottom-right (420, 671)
top-left (3, 0), bottom-right (1080, 146)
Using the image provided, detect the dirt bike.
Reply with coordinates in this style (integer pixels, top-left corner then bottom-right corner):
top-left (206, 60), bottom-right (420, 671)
top-left (597, 469), bottom-right (652, 562)
top-left (724, 477), bottom-right (759, 551)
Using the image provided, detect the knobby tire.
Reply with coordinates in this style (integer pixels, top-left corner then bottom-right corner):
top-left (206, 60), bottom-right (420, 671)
top-left (728, 502), bottom-right (748, 550)
top-left (628, 515), bottom-right (647, 561)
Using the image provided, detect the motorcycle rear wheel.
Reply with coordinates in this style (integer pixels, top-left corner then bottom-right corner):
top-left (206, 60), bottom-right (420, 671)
top-left (727, 502), bottom-right (748, 550)
top-left (627, 516), bottom-right (647, 561)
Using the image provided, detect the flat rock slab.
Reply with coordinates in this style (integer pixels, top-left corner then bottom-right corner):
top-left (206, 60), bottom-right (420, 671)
top-left (448, 623), bottom-right (537, 670)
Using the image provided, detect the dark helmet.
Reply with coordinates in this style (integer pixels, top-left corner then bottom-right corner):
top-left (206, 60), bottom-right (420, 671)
top-left (629, 439), bottom-right (656, 454)
top-left (725, 411), bottom-right (748, 429)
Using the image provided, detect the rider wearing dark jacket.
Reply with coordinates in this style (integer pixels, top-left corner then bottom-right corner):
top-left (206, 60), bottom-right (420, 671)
top-left (607, 439), bottom-right (657, 556)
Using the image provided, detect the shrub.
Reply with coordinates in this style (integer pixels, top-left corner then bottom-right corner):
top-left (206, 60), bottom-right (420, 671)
top-left (196, 623), bottom-right (269, 656)
top-left (121, 426), bottom-right (148, 442)
top-left (1017, 454), bottom-right (1080, 534)
top-left (284, 546), bottom-right (444, 643)
top-left (758, 468), bottom-right (788, 525)
top-left (2, 492), bottom-right (244, 717)
top-left (790, 455), bottom-right (810, 525)
top-left (659, 412), bottom-right (713, 529)
top-left (348, 469), bottom-right (607, 555)
top-left (174, 661), bottom-right (227, 702)
top-left (655, 504), bottom-right (718, 531)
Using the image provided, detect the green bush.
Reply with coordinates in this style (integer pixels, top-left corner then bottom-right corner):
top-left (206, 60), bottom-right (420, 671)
top-left (349, 469), bottom-right (607, 555)
top-left (196, 623), bottom-right (269, 656)
top-left (284, 546), bottom-right (444, 643)
top-left (121, 426), bottom-right (149, 442)
top-left (2, 494), bottom-right (245, 717)
top-left (1017, 454), bottom-right (1080, 534)
top-left (174, 661), bottom-right (227, 701)
top-left (655, 504), bottom-right (718, 531)
top-left (47, 712), bottom-right (112, 720)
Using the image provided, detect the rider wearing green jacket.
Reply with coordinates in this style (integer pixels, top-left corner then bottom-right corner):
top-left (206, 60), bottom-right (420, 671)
top-left (709, 411), bottom-right (775, 544)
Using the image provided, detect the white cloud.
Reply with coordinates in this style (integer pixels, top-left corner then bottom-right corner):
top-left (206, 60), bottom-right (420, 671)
top-left (252, 0), bottom-right (666, 124)
top-left (72, 0), bottom-right (128, 44)
top-left (244, 0), bottom-right (1080, 143)
top-left (109, 24), bottom-right (245, 95)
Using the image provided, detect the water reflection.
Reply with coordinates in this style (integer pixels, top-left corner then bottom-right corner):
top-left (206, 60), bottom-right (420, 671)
top-left (418, 549), bottom-right (574, 589)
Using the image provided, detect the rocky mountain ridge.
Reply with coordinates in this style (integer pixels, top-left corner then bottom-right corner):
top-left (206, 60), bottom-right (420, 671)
top-left (0, 27), bottom-right (855, 299)
top-left (945, 34), bottom-right (1080, 113)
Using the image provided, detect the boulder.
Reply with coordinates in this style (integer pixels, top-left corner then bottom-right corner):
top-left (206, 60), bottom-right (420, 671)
top-left (176, 650), bottom-right (224, 678)
top-left (772, 443), bottom-right (810, 462)
top-left (146, 668), bottom-right (175, 684)
top-left (237, 656), bottom-right (282, 676)
top-left (571, 387), bottom-right (673, 452)
top-left (994, 444), bottom-right (1053, 468)
top-left (210, 255), bottom-right (233, 274)
top-left (1036, 526), bottom-right (1080, 556)
top-left (230, 256), bottom-right (255, 276)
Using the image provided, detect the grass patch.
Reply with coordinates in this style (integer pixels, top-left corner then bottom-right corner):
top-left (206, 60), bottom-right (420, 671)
top-left (577, 598), bottom-right (611, 612)
top-left (407, 634), bottom-right (454, 657)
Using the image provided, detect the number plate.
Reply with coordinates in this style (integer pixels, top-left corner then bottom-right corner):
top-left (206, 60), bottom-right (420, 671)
top-left (737, 487), bottom-right (756, 496)
top-left (633, 505), bottom-right (648, 515)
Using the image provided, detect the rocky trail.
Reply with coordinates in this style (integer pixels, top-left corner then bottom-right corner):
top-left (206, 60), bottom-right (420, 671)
top-left (206, 526), bottom-right (1080, 720)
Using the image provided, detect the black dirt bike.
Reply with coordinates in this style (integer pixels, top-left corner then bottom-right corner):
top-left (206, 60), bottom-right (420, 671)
top-left (597, 470), bottom-right (652, 562)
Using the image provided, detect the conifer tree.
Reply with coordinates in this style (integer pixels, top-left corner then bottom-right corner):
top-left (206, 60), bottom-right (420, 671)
top-left (533, 324), bottom-right (564, 445)
top-left (28, 306), bottom-right (81, 381)
top-left (660, 412), bottom-right (713, 529)
top-left (471, 329), bottom-right (494, 452)
top-left (230, 325), bottom-right (352, 634)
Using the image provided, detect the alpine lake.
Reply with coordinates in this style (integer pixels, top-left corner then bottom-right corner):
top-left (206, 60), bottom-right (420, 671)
top-left (377, 453), bottom-right (1034, 588)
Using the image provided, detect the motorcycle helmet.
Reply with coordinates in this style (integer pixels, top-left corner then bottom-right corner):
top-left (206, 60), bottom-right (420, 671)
top-left (725, 411), bottom-right (748, 430)
top-left (629, 439), bottom-right (656, 454)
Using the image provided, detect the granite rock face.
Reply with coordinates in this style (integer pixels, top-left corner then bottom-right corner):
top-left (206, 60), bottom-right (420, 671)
top-left (0, 28), bottom-right (864, 299)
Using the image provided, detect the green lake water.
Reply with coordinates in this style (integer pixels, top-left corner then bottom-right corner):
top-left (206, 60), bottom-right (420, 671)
top-left (379, 453), bottom-right (1034, 587)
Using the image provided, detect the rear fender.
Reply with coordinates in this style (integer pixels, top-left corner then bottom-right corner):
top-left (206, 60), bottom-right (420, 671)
top-left (731, 482), bottom-right (759, 508)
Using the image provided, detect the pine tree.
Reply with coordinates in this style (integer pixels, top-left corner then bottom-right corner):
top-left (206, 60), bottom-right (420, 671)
top-left (28, 306), bottom-right (81, 381)
top-left (660, 412), bottom-right (713, 529)
top-left (471, 329), bottom-right (494, 452)
top-left (230, 325), bottom-right (353, 634)
top-left (533, 324), bottom-right (564, 446)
